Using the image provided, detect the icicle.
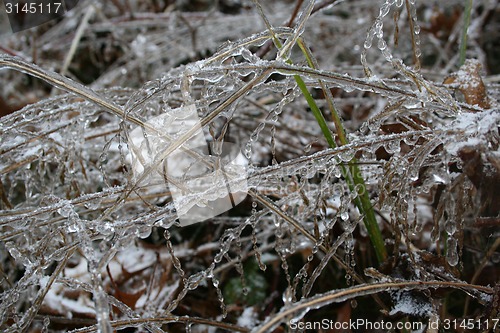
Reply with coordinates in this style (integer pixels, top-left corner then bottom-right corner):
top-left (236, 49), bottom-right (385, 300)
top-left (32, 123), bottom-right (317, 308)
top-left (41, 317), bottom-right (50, 333)
top-left (446, 237), bottom-right (459, 267)
top-left (94, 285), bottom-right (113, 333)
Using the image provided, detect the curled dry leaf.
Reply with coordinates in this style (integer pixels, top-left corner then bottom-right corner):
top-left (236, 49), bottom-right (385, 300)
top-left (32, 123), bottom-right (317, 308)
top-left (444, 59), bottom-right (491, 109)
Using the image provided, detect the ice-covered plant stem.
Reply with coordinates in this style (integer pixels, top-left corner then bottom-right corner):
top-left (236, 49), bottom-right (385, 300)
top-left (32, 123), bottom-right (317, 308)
top-left (254, 0), bottom-right (387, 263)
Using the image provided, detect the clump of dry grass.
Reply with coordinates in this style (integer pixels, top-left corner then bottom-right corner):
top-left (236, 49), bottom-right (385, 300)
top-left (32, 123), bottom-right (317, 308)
top-left (0, 0), bottom-right (499, 332)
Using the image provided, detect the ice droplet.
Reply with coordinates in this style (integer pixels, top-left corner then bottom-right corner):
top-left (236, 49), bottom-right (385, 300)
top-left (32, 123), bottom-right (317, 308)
top-left (334, 167), bottom-right (342, 178)
top-left (250, 122), bottom-right (265, 142)
top-left (364, 39), bottom-right (373, 50)
top-left (377, 38), bottom-right (387, 51)
top-left (67, 222), bottom-right (79, 233)
top-left (375, 22), bottom-right (384, 38)
top-left (244, 142), bottom-right (252, 159)
top-left (385, 140), bottom-right (400, 154)
top-left (96, 222), bottom-right (115, 236)
top-left (135, 225), bottom-right (152, 239)
top-left (57, 204), bottom-right (73, 218)
top-left (446, 237), bottom-right (459, 266)
top-left (84, 197), bottom-right (103, 210)
top-left (343, 85), bottom-right (354, 93)
top-left (42, 316), bottom-right (50, 333)
top-left (492, 254), bottom-right (500, 264)
top-left (304, 142), bottom-right (313, 153)
top-left (379, 3), bottom-right (391, 18)
top-left (339, 150), bottom-right (354, 162)
top-left (445, 217), bottom-right (457, 235)
top-left (7, 244), bottom-right (28, 265)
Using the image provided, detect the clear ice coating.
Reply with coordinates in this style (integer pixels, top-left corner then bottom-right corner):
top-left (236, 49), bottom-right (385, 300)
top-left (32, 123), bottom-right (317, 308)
top-left (127, 104), bottom-right (248, 225)
top-left (0, 0), bottom-right (497, 332)
top-left (446, 237), bottom-right (459, 267)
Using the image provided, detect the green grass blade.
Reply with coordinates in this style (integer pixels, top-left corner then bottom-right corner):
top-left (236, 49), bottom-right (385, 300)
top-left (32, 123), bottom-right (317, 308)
top-left (253, 0), bottom-right (387, 262)
top-left (294, 72), bottom-right (387, 263)
top-left (295, 38), bottom-right (387, 263)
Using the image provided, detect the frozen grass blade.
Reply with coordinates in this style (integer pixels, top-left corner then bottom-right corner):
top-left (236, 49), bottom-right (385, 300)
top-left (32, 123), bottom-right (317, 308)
top-left (109, 69), bottom-right (273, 215)
top-left (254, 281), bottom-right (494, 333)
top-left (253, 0), bottom-right (387, 262)
top-left (0, 55), bottom-right (132, 124)
top-left (1, 1), bottom-right (498, 330)
top-left (277, 0), bottom-right (314, 60)
top-left (405, 0), bottom-right (421, 70)
top-left (459, 0), bottom-right (473, 66)
top-left (59, 5), bottom-right (95, 78)
top-left (296, 38), bottom-right (387, 263)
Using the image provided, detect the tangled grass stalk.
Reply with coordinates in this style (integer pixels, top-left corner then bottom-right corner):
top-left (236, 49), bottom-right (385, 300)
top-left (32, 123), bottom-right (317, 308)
top-left (1, 0), bottom-right (499, 332)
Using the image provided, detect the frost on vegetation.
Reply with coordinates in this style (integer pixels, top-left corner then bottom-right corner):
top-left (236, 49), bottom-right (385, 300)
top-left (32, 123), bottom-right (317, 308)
top-left (389, 291), bottom-right (433, 317)
top-left (0, 0), bottom-right (499, 332)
